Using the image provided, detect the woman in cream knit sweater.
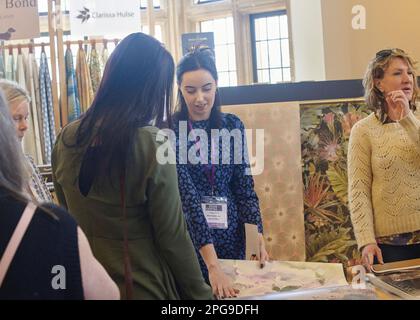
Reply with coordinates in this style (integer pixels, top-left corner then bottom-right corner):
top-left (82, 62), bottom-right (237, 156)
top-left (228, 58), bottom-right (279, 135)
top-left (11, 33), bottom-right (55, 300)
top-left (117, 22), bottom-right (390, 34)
top-left (348, 48), bottom-right (420, 269)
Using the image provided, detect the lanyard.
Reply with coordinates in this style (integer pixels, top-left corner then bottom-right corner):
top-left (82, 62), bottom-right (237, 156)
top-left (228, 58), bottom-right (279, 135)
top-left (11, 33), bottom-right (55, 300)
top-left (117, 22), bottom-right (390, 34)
top-left (188, 120), bottom-right (217, 195)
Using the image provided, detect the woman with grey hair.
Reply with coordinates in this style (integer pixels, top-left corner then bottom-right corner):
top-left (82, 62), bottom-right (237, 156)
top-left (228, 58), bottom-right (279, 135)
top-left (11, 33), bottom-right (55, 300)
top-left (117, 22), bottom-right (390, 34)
top-left (348, 48), bottom-right (420, 270)
top-left (0, 79), bottom-right (52, 202)
top-left (0, 90), bottom-right (119, 299)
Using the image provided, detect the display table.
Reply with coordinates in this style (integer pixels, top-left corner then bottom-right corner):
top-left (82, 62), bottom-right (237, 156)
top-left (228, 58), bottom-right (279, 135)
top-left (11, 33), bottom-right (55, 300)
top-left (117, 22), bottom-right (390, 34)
top-left (374, 286), bottom-right (400, 300)
top-left (229, 283), bottom-right (400, 300)
top-left (221, 259), bottom-right (413, 300)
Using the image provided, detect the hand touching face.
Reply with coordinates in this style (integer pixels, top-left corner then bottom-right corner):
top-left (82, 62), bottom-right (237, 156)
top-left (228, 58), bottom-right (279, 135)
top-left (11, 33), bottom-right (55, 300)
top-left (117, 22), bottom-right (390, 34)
top-left (386, 90), bottom-right (410, 121)
top-left (376, 57), bottom-right (414, 121)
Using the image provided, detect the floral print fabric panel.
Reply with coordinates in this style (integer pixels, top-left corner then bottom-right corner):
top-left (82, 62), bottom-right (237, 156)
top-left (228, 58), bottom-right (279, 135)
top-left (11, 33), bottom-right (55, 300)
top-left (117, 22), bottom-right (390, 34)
top-left (300, 102), bottom-right (370, 267)
top-left (223, 103), bottom-right (305, 261)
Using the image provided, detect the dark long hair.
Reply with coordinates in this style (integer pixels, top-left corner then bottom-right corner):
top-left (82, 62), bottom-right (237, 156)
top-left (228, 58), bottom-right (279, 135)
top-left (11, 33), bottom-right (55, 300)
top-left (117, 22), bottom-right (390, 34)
top-left (66, 32), bottom-right (175, 181)
top-left (174, 47), bottom-right (222, 129)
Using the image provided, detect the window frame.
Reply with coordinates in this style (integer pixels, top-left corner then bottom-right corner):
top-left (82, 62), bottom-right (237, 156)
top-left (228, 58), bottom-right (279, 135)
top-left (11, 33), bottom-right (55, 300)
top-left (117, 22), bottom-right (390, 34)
top-left (140, 0), bottom-right (161, 10)
top-left (250, 9), bottom-right (289, 84)
top-left (193, 0), bottom-right (224, 5)
top-left (199, 16), bottom-right (237, 87)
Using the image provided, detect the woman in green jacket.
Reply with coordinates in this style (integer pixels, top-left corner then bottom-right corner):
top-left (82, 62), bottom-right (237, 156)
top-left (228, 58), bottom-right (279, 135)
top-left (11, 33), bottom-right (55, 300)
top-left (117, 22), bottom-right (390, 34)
top-left (52, 33), bottom-right (212, 300)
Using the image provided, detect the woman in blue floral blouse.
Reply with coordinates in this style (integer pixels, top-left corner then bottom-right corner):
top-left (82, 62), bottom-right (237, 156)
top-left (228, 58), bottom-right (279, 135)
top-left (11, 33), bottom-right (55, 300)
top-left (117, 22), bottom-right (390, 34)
top-left (173, 47), bottom-right (268, 299)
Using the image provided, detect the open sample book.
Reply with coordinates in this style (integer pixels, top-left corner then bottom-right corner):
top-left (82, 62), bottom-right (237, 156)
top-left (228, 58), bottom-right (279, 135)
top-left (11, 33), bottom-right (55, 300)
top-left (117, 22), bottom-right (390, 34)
top-left (366, 258), bottom-right (420, 300)
top-left (219, 260), bottom-right (377, 300)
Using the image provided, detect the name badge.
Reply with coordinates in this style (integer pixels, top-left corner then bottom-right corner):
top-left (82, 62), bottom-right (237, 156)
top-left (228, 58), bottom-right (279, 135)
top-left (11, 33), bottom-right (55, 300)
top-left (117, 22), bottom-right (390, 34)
top-left (201, 196), bottom-right (228, 229)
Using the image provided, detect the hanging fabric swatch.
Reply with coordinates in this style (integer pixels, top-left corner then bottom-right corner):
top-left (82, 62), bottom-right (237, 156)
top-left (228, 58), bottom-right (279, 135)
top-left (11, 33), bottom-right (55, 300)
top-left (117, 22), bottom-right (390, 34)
top-left (0, 51), bottom-right (5, 79)
top-left (101, 45), bottom-right (109, 70)
top-left (26, 154), bottom-right (53, 202)
top-left (76, 46), bottom-right (93, 113)
top-left (6, 51), bottom-right (15, 81)
top-left (39, 49), bottom-right (56, 164)
top-left (15, 50), bottom-right (26, 86)
top-left (89, 45), bottom-right (101, 95)
top-left (17, 51), bottom-right (41, 164)
top-left (28, 51), bottom-right (45, 162)
top-left (25, 50), bottom-right (44, 164)
top-left (65, 47), bottom-right (81, 122)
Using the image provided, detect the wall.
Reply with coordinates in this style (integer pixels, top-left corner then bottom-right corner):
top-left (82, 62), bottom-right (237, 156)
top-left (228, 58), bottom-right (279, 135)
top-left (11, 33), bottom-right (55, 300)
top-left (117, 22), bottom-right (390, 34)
top-left (319, 0), bottom-right (353, 81)
top-left (288, 0), bottom-right (326, 82)
top-left (321, 0), bottom-right (420, 80)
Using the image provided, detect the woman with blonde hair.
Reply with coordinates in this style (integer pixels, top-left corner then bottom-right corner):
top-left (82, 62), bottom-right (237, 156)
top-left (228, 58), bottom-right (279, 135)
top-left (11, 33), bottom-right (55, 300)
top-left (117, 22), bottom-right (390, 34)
top-left (0, 90), bottom-right (119, 299)
top-left (0, 79), bottom-right (51, 202)
top-left (348, 48), bottom-right (420, 270)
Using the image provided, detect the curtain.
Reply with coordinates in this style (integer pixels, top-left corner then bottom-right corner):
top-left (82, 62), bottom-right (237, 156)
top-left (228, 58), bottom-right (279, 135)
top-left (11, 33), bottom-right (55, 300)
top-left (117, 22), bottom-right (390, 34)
top-left (39, 50), bottom-right (56, 164)
top-left (65, 47), bottom-right (81, 122)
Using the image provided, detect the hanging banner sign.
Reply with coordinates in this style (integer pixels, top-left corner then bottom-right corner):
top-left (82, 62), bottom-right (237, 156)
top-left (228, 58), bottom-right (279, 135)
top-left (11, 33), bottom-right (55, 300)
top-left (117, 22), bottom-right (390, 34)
top-left (0, 0), bottom-right (40, 41)
top-left (181, 32), bottom-right (215, 56)
top-left (69, 0), bottom-right (141, 37)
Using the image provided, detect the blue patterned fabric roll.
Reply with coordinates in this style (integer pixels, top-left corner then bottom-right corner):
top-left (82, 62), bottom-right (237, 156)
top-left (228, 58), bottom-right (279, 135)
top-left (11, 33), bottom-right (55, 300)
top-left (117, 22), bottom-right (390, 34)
top-left (39, 50), bottom-right (56, 164)
top-left (0, 52), bottom-right (5, 79)
top-left (65, 47), bottom-right (81, 122)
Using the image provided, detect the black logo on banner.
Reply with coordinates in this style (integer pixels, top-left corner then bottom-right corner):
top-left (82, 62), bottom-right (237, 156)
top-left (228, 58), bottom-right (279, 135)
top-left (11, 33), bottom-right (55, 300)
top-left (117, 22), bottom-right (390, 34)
top-left (0, 27), bottom-right (16, 40)
top-left (76, 7), bottom-right (91, 23)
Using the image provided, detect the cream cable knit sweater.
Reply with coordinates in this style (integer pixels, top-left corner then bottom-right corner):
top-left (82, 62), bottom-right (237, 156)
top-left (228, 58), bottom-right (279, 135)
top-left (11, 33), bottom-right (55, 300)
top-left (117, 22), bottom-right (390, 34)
top-left (348, 111), bottom-right (420, 249)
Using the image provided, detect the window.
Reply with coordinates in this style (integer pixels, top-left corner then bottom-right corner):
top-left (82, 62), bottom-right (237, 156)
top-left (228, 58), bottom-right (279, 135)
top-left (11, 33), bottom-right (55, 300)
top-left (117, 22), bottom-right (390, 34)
top-left (194, 0), bottom-right (223, 4)
top-left (140, 0), bottom-right (161, 9)
top-left (38, 0), bottom-right (69, 16)
top-left (37, 0), bottom-right (48, 13)
top-left (141, 25), bottom-right (163, 43)
top-left (200, 17), bottom-right (237, 87)
top-left (38, 0), bottom-right (71, 13)
top-left (251, 11), bottom-right (291, 84)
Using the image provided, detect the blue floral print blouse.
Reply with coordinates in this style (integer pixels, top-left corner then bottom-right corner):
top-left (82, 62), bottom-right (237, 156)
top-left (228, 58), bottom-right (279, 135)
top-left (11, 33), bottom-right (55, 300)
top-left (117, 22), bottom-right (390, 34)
top-left (173, 113), bottom-right (263, 279)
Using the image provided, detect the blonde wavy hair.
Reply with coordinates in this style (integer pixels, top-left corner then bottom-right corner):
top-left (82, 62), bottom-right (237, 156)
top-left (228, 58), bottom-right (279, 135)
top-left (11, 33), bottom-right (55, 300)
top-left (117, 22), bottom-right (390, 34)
top-left (363, 48), bottom-right (419, 117)
top-left (0, 79), bottom-right (31, 105)
top-left (0, 89), bottom-right (28, 197)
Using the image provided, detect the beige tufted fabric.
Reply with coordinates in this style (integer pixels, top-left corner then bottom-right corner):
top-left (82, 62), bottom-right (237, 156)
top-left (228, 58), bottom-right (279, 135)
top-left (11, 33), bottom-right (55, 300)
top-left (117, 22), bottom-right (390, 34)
top-left (222, 102), bottom-right (305, 261)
